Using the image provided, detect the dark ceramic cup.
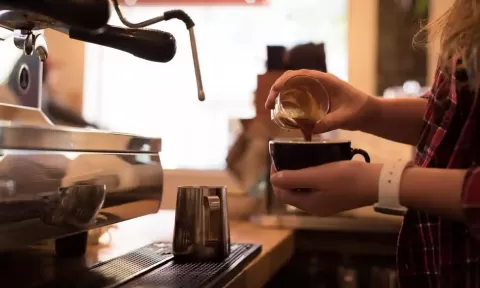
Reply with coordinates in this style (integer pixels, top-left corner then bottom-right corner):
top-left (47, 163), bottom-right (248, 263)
top-left (269, 139), bottom-right (370, 172)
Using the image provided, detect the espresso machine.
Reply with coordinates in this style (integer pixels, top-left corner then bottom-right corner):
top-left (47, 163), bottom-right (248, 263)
top-left (0, 1), bottom-right (262, 287)
top-left (0, 0), bottom-right (205, 257)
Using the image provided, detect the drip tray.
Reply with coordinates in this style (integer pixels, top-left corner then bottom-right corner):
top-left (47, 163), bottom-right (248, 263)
top-left (43, 243), bottom-right (261, 288)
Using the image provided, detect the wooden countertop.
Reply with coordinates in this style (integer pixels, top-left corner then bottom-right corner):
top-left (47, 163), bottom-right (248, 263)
top-left (91, 210), bottom-right (294, 288)
top-left (1, 210), bottom-right (294, 287)
top-left (9, 210), bottom-right (290, 288)
top-left (224, 221), bottom-right (294, 287)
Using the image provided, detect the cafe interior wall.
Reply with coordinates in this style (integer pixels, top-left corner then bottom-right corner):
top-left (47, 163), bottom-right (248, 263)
top-left (39, 0), bottom-right (453, 202)
top-left (338, 0), bottom-right (455, 173)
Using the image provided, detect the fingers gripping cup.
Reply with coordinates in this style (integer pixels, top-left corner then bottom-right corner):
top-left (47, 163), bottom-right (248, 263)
top-left (270, 139), bottom-right (370, 171)
top-left (269, 139), bottom-right (370, 191)
top-left (271, 75), bottom-right (331, 141)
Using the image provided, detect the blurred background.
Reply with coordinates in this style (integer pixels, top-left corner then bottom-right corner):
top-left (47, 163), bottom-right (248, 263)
top-left (19, 0), bottom-right (447, 171)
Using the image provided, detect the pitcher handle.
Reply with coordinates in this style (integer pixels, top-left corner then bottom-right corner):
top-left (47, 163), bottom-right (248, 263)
top-left (203, 195), bottom-right (221, 243)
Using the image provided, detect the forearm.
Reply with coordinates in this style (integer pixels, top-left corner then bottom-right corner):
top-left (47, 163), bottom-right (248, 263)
top-left (363, 97), bottom-right (428, 146)
top-left (399, 167), bottom-right (466, 220)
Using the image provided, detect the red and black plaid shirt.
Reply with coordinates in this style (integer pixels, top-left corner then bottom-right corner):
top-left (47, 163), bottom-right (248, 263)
top-left (397, 60), bottom-right (480, 287)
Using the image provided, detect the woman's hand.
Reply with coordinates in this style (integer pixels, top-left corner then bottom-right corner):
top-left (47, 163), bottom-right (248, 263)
top-left (265, 69), bottom-right (380, 134)
top-left (270, 161), bottom-right (383, 216)
top-left (264, 69), bottom-right (429, 145)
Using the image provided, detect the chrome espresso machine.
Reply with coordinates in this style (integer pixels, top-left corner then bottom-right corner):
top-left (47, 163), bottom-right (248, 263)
top-left (0, 1), bottom-right (261, 287)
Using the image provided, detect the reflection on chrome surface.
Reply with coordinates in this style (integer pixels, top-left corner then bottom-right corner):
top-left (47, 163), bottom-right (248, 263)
top-left (0, 125), bottom-right (163, 251)
top-left (42, 184), bottom-right (106, 229)
top-left (0, 41), bottom-right (164, 253)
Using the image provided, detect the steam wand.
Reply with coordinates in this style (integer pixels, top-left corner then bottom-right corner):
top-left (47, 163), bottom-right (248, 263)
top-left (112, 2), bottom-right (205, 102)
top-left (65, 5), bottom-right (205, 102)
top-left (0, 1), bottom-right (206, 101)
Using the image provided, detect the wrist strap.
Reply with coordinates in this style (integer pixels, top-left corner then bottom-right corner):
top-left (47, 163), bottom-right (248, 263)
top-left (373, 159), bottom-right (415, 216)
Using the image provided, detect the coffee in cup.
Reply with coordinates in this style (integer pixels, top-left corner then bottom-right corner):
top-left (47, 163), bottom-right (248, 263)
top-left (269, 139), bottom-right (370, 172)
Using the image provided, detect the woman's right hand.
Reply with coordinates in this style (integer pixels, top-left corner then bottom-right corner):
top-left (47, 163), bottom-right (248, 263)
top-left (265, 69), bottom-right (380, 134)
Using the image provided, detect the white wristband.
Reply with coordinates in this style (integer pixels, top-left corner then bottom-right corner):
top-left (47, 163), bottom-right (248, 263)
top-left (373, 159), bottom-right (415, 216)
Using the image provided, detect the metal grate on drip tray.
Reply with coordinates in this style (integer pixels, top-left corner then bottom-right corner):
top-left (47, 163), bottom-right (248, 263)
top-left (43, 243), bottom-right (261, 288)
top-left (44, 243), bottom-right (174, 288)
top-left (121, 243), bottom-right (262, 288)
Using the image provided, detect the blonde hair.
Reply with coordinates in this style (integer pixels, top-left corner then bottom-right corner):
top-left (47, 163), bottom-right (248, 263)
top-left (416, 0), bottom-right (480, 81)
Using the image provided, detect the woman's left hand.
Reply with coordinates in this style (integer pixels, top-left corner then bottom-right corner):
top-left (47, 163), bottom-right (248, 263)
top-left (270, 161), bottom-right (383, 216)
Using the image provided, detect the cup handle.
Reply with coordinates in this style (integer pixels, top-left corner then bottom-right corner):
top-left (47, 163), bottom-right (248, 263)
top-left (351, 148), bottom-right (370, 163)
top-left (203, 195), bottom-right (221, 243)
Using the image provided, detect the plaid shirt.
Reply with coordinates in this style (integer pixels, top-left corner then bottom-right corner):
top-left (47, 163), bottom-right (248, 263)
top-left (397, 60), bottom-right (480, 287)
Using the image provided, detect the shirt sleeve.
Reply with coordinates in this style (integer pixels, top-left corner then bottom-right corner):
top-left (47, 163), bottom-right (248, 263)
top-left (462, 166), bottom-right (480, 238)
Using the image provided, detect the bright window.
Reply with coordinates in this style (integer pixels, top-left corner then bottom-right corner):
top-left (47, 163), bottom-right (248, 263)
top-left (83, 0), bottom-right (348, 169)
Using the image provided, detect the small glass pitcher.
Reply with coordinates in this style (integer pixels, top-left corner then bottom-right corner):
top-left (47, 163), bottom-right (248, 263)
top-left (271, 75), bottom-right (330, 130)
